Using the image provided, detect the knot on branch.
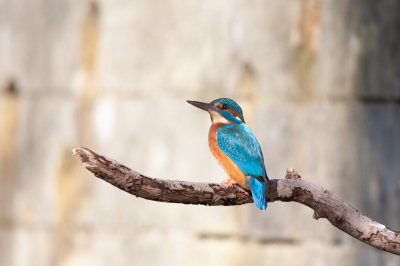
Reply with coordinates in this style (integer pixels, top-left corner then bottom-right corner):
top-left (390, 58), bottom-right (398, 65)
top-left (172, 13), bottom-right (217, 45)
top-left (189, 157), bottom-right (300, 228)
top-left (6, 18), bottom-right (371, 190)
top-left (313, 211), bottom-right (324, 220)
top-left (285, 168), bottom-right (301, 180)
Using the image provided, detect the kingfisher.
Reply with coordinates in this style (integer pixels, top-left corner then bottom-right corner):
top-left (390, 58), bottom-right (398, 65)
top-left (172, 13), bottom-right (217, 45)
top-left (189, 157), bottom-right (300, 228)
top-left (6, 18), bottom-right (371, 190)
top-left (187, 98), bottom-right (268, 210)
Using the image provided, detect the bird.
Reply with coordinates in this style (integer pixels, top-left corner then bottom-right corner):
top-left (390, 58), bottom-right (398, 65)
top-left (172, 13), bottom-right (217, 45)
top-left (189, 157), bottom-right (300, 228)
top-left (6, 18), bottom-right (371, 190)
top-left (187, 98), bottom-right (269, 210)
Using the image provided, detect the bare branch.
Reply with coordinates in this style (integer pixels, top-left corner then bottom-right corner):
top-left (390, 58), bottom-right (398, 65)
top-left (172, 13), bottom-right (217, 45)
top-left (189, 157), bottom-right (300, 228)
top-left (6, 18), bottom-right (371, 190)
top-left (73, 147), bottom-right (400, 255)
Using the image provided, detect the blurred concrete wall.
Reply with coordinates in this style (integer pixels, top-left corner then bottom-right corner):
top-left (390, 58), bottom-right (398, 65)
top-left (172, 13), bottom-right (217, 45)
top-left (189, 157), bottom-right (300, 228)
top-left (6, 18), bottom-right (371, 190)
top-left (1, 0), bottom-right (400, 265)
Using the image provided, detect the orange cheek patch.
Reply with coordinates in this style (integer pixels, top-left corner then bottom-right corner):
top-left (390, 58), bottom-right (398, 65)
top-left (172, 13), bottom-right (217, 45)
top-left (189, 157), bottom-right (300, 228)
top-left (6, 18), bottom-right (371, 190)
top-left (228, 110), bottom-right (239, 117)
top-left (214, 102), bottom-right (222, 108)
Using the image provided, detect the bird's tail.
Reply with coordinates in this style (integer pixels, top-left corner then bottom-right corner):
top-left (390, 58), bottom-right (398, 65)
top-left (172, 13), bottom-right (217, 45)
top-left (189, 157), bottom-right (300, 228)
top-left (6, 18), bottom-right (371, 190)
top-left (250, 176), bottom-right (267, 210)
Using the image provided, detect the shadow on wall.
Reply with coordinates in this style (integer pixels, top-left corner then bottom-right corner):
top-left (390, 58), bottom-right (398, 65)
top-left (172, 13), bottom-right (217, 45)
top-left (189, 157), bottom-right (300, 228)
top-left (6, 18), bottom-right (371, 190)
top-left (344, 1), bottom-right (400, 265)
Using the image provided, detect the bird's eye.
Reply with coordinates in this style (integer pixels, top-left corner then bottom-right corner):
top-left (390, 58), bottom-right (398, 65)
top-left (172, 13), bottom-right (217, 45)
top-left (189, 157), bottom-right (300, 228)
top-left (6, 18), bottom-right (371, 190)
top-left (222, 104), bottom-right (228, 110)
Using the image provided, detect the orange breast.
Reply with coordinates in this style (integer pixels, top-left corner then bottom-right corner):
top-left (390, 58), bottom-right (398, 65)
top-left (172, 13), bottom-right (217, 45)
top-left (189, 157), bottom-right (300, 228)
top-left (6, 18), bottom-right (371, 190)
top-left (208, 123), bottom-right (249, 188)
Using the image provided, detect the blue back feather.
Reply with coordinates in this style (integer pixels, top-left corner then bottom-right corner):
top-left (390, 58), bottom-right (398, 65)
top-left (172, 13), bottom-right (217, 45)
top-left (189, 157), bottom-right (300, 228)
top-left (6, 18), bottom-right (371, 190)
top-left (216, 123), bottom-right (268, 210)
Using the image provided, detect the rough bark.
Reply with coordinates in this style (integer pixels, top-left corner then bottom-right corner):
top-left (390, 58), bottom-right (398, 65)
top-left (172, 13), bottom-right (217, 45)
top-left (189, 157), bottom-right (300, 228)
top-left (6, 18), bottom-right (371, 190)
top-left (73, 147), bottom-right (400, 255)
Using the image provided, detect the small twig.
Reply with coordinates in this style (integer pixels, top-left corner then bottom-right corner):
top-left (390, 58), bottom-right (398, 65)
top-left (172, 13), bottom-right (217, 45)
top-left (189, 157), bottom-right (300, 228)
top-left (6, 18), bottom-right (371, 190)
top-left (73, 147), bottom-right (400, 255)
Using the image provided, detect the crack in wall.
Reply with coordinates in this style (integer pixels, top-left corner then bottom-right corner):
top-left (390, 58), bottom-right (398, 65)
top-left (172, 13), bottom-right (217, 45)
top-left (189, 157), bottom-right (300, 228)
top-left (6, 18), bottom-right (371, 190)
top-left (197, 233), bottom-right (299, 246)
top-left (197, 232), bottom-right (345, 246)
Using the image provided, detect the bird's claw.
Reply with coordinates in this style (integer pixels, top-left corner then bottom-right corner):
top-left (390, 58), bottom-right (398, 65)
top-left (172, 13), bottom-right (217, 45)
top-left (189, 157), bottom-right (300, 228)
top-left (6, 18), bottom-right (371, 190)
top-left (221, 179), bottom-right (233, 187)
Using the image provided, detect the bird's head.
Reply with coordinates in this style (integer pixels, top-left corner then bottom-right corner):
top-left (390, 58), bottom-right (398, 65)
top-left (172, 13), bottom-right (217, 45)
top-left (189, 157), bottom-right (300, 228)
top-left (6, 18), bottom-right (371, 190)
top-left (187, 98), bottom-right (245, 124)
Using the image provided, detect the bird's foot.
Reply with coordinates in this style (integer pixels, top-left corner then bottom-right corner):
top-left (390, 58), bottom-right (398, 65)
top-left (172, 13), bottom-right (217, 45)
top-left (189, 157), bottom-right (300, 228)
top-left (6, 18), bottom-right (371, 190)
top-left (221, 179), bottom-right (233, 187)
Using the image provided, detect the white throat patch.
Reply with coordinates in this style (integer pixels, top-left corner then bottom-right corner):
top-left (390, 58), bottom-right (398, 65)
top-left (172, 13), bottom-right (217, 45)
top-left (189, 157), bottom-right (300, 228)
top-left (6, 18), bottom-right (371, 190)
top-left (208, 111), bottom-right (242, 124)
top-left (208, 111), bottom-right (230, 124)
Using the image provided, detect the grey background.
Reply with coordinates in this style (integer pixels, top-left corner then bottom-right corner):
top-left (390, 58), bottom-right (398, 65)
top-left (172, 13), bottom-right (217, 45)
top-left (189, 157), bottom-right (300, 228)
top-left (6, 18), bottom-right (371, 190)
top-left (1, 0), bottom-right (400, 265)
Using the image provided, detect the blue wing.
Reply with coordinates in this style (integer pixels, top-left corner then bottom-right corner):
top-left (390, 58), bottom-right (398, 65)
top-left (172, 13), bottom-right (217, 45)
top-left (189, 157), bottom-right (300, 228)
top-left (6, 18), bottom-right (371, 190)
top-left (216, 124), bottom-right (267, 181)
top-left (216, 123), bottom-right (268, 210)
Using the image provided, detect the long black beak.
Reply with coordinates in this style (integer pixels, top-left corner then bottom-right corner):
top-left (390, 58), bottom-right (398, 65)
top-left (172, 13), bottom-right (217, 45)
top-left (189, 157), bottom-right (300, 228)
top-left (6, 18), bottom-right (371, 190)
top-left (186, 100), bottom-right (217, 112)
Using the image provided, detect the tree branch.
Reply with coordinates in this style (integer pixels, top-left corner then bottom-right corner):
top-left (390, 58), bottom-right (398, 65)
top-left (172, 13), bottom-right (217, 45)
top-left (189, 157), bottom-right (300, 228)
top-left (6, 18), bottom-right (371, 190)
top-left (73, 147), bottom-right (400, 255)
